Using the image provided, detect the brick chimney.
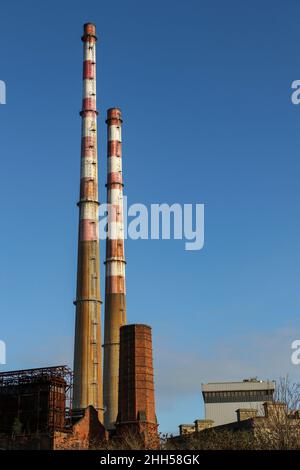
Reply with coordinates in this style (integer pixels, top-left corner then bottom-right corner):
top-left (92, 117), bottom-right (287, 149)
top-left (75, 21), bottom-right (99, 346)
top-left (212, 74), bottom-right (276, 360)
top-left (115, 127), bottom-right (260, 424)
top-left (263, 402), bottom-right (286, 419)
top-left (116, 324), bottom-right (159, 448)
top-left (236, 408), bottom-right (259, 422)
top-left (194, 419), bottom-right (214, 432)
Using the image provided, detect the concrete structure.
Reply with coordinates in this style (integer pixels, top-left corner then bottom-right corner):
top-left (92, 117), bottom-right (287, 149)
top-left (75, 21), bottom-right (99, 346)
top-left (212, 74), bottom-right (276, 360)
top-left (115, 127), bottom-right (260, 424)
top-left (116, 325), bottom-right (159, 448)
top-left (103, 108), bottom-right (126, 429)
top-left (73, 23), bottom-right (103, 420)
top-left (201, 378), bottom-right (275, 426)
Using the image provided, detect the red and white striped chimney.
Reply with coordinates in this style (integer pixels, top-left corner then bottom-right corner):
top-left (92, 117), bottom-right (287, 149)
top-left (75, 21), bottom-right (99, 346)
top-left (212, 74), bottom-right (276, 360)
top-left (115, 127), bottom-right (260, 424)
top-left (103, 108), bottom-right (127, 429)
top-left (73, 23), bottom-right (103, 421)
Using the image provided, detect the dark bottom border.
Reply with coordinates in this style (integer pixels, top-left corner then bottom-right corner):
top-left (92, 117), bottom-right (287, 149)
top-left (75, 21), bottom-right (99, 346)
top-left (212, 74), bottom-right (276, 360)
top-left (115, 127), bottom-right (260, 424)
top-left (0, 450), bottom-right (299, 466)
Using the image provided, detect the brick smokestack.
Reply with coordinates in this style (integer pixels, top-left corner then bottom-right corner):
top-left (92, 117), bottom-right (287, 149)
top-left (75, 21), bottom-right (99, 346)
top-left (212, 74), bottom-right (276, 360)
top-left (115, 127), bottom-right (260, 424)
top-left (73, 23), bottom-right (103, 421)
top-left (103, 108), bottom-right (126, 429)
top-left (116, 325), bottom-right (159, 448)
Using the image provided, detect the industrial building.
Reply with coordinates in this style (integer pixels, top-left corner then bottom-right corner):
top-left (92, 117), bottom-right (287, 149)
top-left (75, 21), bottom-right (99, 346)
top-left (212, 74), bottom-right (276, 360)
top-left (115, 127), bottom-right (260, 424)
top-left (175, 401), bottom-right (300, 450)
top-left (0, 366), bottom-right (72, 435)
top-left (201, 378), bottom-right (275, 426)
top-left (178, 378), bottom-right (276, 435)
top-left (0, 23), bottom-right (158, 450)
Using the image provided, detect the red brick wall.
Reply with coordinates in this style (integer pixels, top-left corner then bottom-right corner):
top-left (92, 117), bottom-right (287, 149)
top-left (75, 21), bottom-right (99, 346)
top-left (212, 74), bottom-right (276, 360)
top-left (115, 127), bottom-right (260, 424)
top-left (53, 406), bottom-right (107, 450)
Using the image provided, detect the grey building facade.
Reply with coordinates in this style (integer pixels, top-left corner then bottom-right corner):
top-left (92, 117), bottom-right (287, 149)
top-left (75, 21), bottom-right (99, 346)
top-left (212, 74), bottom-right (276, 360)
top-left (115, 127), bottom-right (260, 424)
top-left (201, 379), bottom-right (275, 426)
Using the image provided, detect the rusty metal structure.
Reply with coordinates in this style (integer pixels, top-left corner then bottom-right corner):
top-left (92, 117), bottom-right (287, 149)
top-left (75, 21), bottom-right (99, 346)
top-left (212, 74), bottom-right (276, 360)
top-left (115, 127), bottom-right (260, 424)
top-left (103, 108), bottom-right (127, 429)
top-left (0, 366), bottom-right (72, 435)
top-left (73, 23), bottom-right (103, 420)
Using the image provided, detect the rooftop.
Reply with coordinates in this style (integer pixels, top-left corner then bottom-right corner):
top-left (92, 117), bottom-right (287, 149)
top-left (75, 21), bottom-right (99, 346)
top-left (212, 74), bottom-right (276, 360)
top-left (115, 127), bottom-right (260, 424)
top-left (202, 379), bottom-right (276, 393)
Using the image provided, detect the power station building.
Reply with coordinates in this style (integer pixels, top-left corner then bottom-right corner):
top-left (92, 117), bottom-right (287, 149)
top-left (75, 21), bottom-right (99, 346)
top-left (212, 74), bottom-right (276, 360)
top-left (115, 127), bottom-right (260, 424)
top-left (0, 23), bottom-right (158, 449)
top-left (201, 378), bottom-right (276, 426)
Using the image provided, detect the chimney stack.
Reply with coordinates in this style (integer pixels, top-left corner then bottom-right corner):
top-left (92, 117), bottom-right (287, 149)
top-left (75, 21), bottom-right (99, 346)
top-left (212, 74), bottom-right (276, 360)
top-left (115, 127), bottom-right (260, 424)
top-left (116, 324), bottom-right (159, 448)
top-left (103, 108), bottom-right (127, 429)
top-left (73, 23), bottom-right (103, 420)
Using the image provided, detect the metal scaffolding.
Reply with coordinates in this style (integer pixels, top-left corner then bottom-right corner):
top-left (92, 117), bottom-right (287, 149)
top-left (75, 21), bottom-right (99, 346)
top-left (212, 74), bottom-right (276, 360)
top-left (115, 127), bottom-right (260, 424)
top-left (0, 365), bottom-right (73, 434)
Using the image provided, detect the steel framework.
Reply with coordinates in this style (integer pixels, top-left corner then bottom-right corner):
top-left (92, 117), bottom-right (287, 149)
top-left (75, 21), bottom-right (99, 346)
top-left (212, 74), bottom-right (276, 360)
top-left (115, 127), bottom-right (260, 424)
top-left (0, 365), bottom-right (73, 434)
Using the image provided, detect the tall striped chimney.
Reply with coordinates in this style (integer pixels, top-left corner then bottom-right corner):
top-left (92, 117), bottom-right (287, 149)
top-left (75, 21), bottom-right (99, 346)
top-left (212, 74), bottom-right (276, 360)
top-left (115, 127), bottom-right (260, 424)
top-left (73, 23), bottom-right (103, 421)
top-left (103, 108), bottom-right (126, 429)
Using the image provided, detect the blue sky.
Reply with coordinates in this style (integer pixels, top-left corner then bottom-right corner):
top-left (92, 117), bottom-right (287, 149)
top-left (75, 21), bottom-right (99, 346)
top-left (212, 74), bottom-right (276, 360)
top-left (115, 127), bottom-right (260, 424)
top-left (1, 0), bottom-right (300, 434)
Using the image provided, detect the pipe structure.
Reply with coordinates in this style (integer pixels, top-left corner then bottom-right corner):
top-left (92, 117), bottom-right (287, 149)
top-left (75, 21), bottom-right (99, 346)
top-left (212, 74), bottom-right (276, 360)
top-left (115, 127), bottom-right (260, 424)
top-left (103, 108), bottom-right (126, 429)
top-left (73, 23), bottom-right (103, 421)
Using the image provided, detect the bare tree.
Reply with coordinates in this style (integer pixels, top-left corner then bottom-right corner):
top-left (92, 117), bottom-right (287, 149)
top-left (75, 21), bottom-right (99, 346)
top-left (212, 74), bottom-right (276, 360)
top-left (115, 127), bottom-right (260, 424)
top-left (253, 376), bottom-right (300, 450)
top-left (163, 377), bottom-right (300, 450)
top-left (275, 376), bottom-right (300, 411)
